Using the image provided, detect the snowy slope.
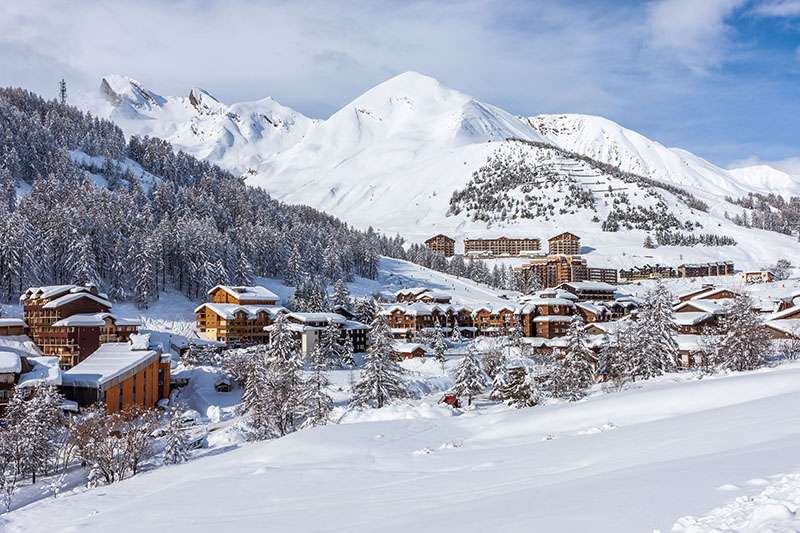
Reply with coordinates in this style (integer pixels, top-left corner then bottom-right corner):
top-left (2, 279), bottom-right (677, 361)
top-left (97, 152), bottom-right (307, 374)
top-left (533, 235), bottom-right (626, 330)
top-left (87, 73), bottom-right (800, 270)
top-left (727, 164), bottom-right (800, 196)
top-left (529, 114), bottom-right (800, 199)
top-left (7, 362), bottom-right (800, 532)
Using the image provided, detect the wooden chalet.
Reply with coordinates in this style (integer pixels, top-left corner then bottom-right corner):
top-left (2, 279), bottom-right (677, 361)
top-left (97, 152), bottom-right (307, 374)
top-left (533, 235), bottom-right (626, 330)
top-left (675, 284), bottom-right (717, 303)
top-left (0, 318), bottom-right (26, 336)
top-left (547, 232), bottom-right (581, 256)
top-left (391, 342), bottom-right (430, 359)
top-left (383, 303), bottom-right (475, 339)
top-left (395, 288), bottom-right (451, 304)
top-left (60, 337), bottom-right (171, 414)
top-left (740, 271), bottom-right (776, 284)
top-left (764, 306), bottom-right (800, 339)
top-left (195, 302), bottom-right (285, 344)
top-left (424, 234), bottom-right (455, 257)
top-left (556, 281), bottom-right (618, 301)
top-left (208, 285), bottom-right (280, 305)
top-left (21, 285), bottom-right (139, 369)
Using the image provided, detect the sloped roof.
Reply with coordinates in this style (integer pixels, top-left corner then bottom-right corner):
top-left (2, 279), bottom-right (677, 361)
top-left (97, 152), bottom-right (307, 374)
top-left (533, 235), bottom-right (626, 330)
top-left (195, 303), bottom-right (286, 320)
top-left (42, 292), bottom-right (112, 310)
top-left (208, 285), bottom-right (279, 303)
top-left (61, 342), bottom-right (159, 388)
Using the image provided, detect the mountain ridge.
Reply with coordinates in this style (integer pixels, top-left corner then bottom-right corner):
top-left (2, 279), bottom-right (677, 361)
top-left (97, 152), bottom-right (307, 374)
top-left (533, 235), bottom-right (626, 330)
top-left (85, 72), bottom-right (800, 270)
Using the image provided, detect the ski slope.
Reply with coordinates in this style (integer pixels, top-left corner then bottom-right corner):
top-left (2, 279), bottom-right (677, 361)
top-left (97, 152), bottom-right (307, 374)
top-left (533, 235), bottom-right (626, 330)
top-left (6, 362), bottom-right (800, 532)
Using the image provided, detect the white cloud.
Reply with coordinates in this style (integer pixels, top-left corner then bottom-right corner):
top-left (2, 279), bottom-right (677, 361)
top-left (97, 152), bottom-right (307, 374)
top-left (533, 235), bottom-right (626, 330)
top-left (646, 0), bottom-right (746, 73)
top-left (0, 0), bottom-right (673, 118)
top-left (753, 0), bottom-right (800, 17)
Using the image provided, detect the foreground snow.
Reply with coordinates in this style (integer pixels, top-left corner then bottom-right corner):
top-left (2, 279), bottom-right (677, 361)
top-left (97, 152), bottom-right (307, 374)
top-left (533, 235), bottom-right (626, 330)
top-left (6, 362), bottom-right (800, 532)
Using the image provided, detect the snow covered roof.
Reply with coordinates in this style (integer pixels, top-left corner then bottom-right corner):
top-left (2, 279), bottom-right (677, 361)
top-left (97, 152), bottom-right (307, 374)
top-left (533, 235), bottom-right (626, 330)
top-left (558, 281), bottom-right (618, 293)
top-left (0, 318), bottom-right (26, 327)
top-left (395, 287), bottom-right (430, 297)
top-left (16, 357), bottom-right (61, 388)
top-left (391, 342), bottom-right (429, 354)
top-left (575, 302), bottom-right (607, 316)
top-left (61, 343), bottom-right (160, 389)
top-left (20, 284), bottom-right (78, 301)
top-left (690, 287), bottom-right (740, 301)
top-left (342, 320), bottom-right (370, 331)
top-left (52, 313), bottom-right (108, 327)
top-left (195, 303), bottom-right (286, 320)
top-left (583, 320), bottom-right (627, 334)
top-left (0, 352), bottom-right (21, 373)
top-left (383, 302), bottom-right (469, 316)
top-left (765, 319), bottom-right (800, 336)
top-left (674, 334), bottom-right (716, 351)
top-left (287, 312), bottom-right (346, 324)
top-left (51, 312), bottom-right (141, 328)
top-left (766, 305), bottom-right (800, 321)
top-left (676, 285), bottom-right (717, 300)
top-left (674, 299), bottom-right (731, 315)
top-left (672, 312), bottom-right (713, 327)
top-left (209, 285), bottom-right (279, 303)
top-left (42, 292), bottom-right (112, 310)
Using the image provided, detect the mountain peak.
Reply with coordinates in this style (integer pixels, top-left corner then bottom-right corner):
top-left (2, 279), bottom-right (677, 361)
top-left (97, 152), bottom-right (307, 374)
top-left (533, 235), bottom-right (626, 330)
top-left (100, 74), bottom-right (165, 111)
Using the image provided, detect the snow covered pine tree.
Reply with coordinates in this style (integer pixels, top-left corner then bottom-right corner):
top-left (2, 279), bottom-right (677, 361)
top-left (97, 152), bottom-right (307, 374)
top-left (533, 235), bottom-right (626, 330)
top-left (550, 321), bottom-right (595, 401)
top-left (351, 311), bottom-right (409, 408)
top-left (451, 343), bottom-right (488, 405)
top-left (492, 365), bottom-right (541, 408)
top-left (629, 280), bottom-right (679, 380)
top-left (708, 293), bottom-right (772, 372)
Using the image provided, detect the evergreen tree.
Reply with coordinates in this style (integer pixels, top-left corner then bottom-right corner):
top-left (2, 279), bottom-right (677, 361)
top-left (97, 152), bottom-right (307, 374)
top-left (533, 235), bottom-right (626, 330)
top-left (240, 343), bottom-right (274, 440)
top-left (629, 280), bottom-right (679, 380)
top-left (708, 294), bottom-right (771, 372)
top-left (482, 342), bottom-right (506, 379)
top-left (299, 343), bottom-right (334, 428)
top-left (549, 322), bottom-right (595, 401)
top-left (351, 313), bottom-right (408, 408)
top-left (450, 323), bottom-right (463, 344)
top-left (318, 319), bottom-right (344, 368)
top-left (451, 344), bottom-right (488, 405)
top-left (332, 279), bottom-right (351, 309)
top-left (597, 327), bottom-right (633, 390)
top-left (431, 321), bottom-right (447, 374)
top-left (492, 366), bottom-right (541, 408)
top-left (341, 334), bottom-right (356, 367)
top-left (162, 409), bottom-right (191, 465)
top-left (354, 297), bottom-right (376, 325)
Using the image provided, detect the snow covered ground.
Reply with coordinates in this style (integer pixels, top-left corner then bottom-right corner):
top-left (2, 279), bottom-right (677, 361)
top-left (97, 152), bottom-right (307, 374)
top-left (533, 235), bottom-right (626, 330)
top-left (6, 361), bottom-right (800, 532)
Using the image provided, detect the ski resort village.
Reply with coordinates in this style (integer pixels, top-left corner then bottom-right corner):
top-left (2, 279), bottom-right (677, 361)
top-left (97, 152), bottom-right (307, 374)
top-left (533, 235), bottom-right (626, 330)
top-left (3, 2), bottom-right (800, 530)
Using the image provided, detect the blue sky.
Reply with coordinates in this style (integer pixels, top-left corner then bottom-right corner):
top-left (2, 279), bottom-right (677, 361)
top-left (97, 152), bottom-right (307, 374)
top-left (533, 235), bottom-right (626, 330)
top-left (1, 0), bottom-right (798, 171)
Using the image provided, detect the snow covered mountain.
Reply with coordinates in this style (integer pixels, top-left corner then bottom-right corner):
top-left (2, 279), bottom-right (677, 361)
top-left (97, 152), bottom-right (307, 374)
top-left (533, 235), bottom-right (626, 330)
top-left (89, 72), bottom-right (800, 270)
top-left (95, 74), bottom-right (314, 173)
top-left (528, 114), bottom-right (800, 199)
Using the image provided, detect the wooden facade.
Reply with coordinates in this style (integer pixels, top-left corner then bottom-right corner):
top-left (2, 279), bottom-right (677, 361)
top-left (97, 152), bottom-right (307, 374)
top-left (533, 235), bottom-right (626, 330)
top-left (21, 285), bottom-right (140, 369)
top-left (547, 232), bottom-right (581, 256)
top-left (464, 236), bottom-right (540, 256)
top-left (60, 343), bottom-right (171, 415)
top-left (0, 318), bottom-right (26, 337)
top-left (677, 261), bottom-right (734, 278)
top-left (195, 304), bottom-right (284, 345)
top-left (424, 234), bottom-right (455, 257)
top-left (514, 255), bottom-right (588, 289)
